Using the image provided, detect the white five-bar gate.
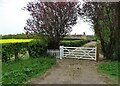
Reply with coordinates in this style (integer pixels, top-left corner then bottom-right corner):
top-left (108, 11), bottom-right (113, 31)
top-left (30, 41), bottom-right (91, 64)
top-left (47, 46), bottom-right (98, 61)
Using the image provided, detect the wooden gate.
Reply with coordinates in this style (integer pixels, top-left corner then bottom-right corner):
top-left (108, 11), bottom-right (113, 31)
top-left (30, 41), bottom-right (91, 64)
top-left (60, 46), bottom-right (97, 61)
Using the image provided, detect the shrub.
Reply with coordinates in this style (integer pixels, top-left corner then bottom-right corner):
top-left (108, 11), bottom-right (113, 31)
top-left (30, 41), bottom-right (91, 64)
top-left (63, 38), bottom-right (82, 40)
top-left (1, 39), bottom-right (48, 62)
top-left (61, 39), bottom-right (90, 47)
top-left (1, 39), bottom-right (32, 62)
top-left (1, 42), bottom-right (28, 62)
top-left (27, 39), bottom-right (48, 58)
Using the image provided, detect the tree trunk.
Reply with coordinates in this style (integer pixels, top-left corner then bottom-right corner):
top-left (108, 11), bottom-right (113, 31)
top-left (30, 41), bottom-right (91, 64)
top-left (115, 2), bottom-right (120, 61)
top-left (51, 38), bottom-right (60, 49)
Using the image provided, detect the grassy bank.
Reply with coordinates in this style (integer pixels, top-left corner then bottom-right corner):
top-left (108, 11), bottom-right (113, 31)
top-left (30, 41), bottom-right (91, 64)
top-left (98, 61), bottom-right (120, 81)
top-left (2, 56), bottom-right (56, 85)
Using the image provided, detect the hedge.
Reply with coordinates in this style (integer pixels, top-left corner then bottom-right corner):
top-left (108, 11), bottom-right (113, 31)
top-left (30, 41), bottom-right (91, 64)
top-left (27, 39), bottom-right (48, 58)
top-left (1, 42), bottom-right (28, 62)
top-left (61, 39), bottom-right (90, 47)
top-left (1, 39), bottom-right (48, 62)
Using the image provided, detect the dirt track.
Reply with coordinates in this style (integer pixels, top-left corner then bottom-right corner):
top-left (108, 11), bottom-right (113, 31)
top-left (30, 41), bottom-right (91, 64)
top-left (30, 59), bottom-right (117, 84)
top-left (30, 41), bottom-right (117, 84)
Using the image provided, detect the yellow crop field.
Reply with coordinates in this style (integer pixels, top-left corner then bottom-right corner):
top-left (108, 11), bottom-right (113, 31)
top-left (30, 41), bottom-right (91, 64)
top-left (0, 39), bottom-right (33, 44)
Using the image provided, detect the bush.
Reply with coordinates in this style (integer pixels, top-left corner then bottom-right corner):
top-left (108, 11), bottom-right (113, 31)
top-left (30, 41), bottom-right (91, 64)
top-left (61, 39), bottom-right (90, 47)
top-left (27, 39), bottom-right (48, 58)
top-left (1, 39), bottom-right (48, 62)
top-left (63, 38), bottom-right (82, 40)
top-left (2, 42), bottom-right (28, 62)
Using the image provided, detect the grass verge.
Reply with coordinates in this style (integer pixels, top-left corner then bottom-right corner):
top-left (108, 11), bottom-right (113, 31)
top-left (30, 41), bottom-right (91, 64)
top-left (98, 61), bottom-right (120, 82)
top-left (2, 56), bottom-right (56, 85)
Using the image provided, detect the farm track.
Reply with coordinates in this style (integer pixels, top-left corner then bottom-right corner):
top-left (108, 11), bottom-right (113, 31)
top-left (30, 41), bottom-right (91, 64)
top-left (30, 59), bottom-right (117, 84)
top-left (29, 41), bottom-right (118, 84)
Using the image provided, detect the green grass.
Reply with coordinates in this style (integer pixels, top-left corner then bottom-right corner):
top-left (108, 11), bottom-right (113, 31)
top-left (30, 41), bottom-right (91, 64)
top-left (2, 56), bottom-right (56, 85)
top-left (98, 61), bottom-right (120, 80)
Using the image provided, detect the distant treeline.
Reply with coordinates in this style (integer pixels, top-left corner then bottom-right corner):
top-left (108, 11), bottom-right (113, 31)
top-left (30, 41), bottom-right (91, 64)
top-left (1, 33), bottom-right (40, 39)
top-left (1, 33), bottom-right (96, 42)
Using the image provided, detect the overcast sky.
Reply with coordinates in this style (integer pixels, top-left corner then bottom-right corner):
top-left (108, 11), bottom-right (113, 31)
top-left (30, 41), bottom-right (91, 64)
top-left (0, 0), bottom-right (94, 35)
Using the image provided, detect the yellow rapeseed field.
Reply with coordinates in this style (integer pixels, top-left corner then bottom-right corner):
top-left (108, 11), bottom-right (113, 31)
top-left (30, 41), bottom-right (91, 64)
top-left (0, 39), bottom-right (33, 44)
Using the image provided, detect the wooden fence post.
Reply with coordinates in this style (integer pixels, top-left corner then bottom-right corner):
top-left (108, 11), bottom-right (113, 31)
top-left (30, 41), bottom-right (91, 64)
top-left (60, 46), bottom-right (64, 59)
top-left (96, 44), bottom-right (99, 62)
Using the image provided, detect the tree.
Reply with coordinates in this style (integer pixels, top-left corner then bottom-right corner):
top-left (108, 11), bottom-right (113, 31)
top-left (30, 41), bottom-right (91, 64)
top-left (79, 2), bottom-right (119, 60)
top-left (24, 1), bottom-right (79, 49)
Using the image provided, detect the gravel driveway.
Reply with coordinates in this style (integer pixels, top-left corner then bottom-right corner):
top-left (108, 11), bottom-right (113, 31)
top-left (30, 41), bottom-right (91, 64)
top-left (30, 59), bottom-right (117, 84)
top-left (30, 42), bottom-right (117, 84)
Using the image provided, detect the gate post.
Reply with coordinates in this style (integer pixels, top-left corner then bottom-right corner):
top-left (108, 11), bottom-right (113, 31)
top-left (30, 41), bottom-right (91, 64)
top-left (96, 44), bottom-right (99, 62)
top-left (60, 46), bottom-right (64, 59)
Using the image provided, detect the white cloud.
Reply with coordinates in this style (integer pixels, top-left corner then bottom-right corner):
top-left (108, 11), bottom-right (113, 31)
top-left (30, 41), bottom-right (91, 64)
top-left (0, 0), bottom-right (30, 35)
top-left (71, 19), bottom-right (94, 35)
top-left (0, 0), bottom-right (94, 35)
